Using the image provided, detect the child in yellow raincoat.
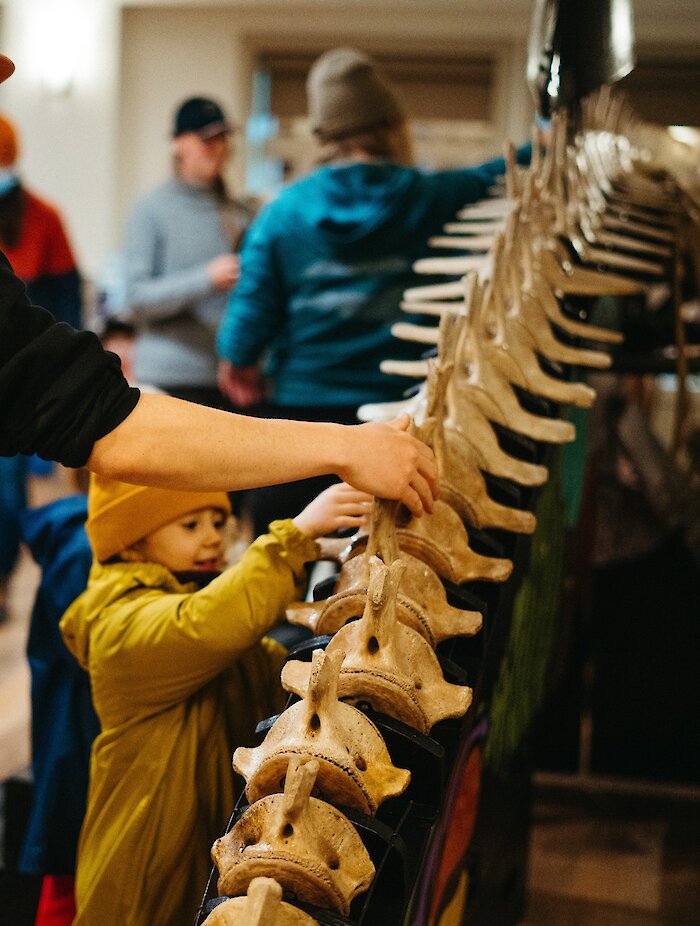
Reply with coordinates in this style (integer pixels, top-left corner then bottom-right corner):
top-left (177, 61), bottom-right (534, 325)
top-left (60, 474), bottom-right (371, 926)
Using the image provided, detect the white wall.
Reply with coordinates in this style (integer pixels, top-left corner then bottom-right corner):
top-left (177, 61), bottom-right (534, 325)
top-left (118, 8), bottom-right (253, 239)
top-left (0, 0), bottom-right (121, 282)
top-left (116, 2), bottom-right (535, 245)
top-left (1, 0), bottom-right (699, 283)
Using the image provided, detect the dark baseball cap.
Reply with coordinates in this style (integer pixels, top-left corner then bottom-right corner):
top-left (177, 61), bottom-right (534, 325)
top-left (173, 97), bottom-right (232, 139)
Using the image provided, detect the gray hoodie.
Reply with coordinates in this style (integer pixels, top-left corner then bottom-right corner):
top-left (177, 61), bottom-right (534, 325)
top-left (123, 177), bottom-right (250, 389)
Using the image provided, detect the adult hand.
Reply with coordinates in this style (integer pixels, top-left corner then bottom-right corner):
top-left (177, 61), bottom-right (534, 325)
top-left (207, 254), bottom-right (240, 291)
top-left (337, 413), bottom-right (438, 518)
top-left (217, 361), bottom-right (263, 408)
top-left (292, 482), bottom-right (373, 538)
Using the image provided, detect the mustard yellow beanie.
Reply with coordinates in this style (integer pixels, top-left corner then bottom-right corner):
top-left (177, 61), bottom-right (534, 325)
top-left (86, 473), bottom-right (231, 562)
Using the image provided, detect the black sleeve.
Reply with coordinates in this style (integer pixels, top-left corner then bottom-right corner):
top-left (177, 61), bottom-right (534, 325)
top-left (0, 252), bottom-right (140, 467)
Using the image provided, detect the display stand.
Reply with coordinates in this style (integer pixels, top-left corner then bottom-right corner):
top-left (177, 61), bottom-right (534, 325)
top-left (193, 413), bottom-right (556, 926)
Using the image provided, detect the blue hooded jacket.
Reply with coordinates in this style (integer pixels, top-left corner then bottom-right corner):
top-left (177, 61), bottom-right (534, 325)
top-left (217, 156), bottom-right (513, 407)
top-left (17, 494), bottom-right (98, 875)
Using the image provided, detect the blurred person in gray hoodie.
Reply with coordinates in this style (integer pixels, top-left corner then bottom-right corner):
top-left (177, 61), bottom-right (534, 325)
top-left (122, 97), bottom-right (252, 408)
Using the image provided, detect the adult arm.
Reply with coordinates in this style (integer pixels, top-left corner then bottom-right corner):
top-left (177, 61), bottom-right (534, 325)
top-left (437, 143), bottom-right (533, 208)
top-left (468, 143), bottom-right (532, 184)
top-left (0, 253), bottom-right (140, 465)
top-left (0, 254), bottom-right (436, 513)
top-left (217, 360), bottom-right (263, 407)
top-left (87, 393), bottom-right (437, 516)
top-left (216, 203), bottom-right (287, 367)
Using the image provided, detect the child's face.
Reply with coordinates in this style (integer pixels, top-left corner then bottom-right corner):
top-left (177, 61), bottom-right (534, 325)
top-left (130, 507), bottom-right (227, 574)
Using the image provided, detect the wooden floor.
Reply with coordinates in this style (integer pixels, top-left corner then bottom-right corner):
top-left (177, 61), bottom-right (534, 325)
top-left (523, 776), bottom-right (700, 925)
top-left (1, 471), bottom-right (699, 925)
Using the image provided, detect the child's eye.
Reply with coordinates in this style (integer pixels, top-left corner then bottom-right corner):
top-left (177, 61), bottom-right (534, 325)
top-left (181, 519), bottom-right (199, 531)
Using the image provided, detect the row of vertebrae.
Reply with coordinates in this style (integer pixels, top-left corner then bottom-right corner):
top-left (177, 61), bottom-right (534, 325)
top-left (204, 89), bottom-right (695, 925)
top-left (211, 546), bottom-right (474, 919)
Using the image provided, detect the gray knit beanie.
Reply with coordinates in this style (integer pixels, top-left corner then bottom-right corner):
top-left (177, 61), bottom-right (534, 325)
top-left (307, 47), bottom-right (405, 140)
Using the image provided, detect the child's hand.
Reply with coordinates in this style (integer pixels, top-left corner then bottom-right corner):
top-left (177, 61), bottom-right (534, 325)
top-left (292, 482), bottom-right (373, 539)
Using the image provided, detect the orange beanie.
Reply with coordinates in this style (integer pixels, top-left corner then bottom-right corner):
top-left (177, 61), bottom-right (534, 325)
top-left (0, 115), bottom-right (18, 167)
top-left (86, 473), bottom-right (231, 562)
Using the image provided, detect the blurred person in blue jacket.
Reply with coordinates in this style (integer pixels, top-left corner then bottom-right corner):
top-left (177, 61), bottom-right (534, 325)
top-left (16, 474), bottom-right (97, 926)
top-left (217, 47), bottom-right (525, 534)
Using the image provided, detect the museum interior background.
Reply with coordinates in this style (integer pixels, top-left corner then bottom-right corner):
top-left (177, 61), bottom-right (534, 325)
top-left (1, 2), bottom-right (699, 925)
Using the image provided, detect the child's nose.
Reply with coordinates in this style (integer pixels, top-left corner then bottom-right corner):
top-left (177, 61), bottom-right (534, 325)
top-left (204, 526), bottom-right (223, 546)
